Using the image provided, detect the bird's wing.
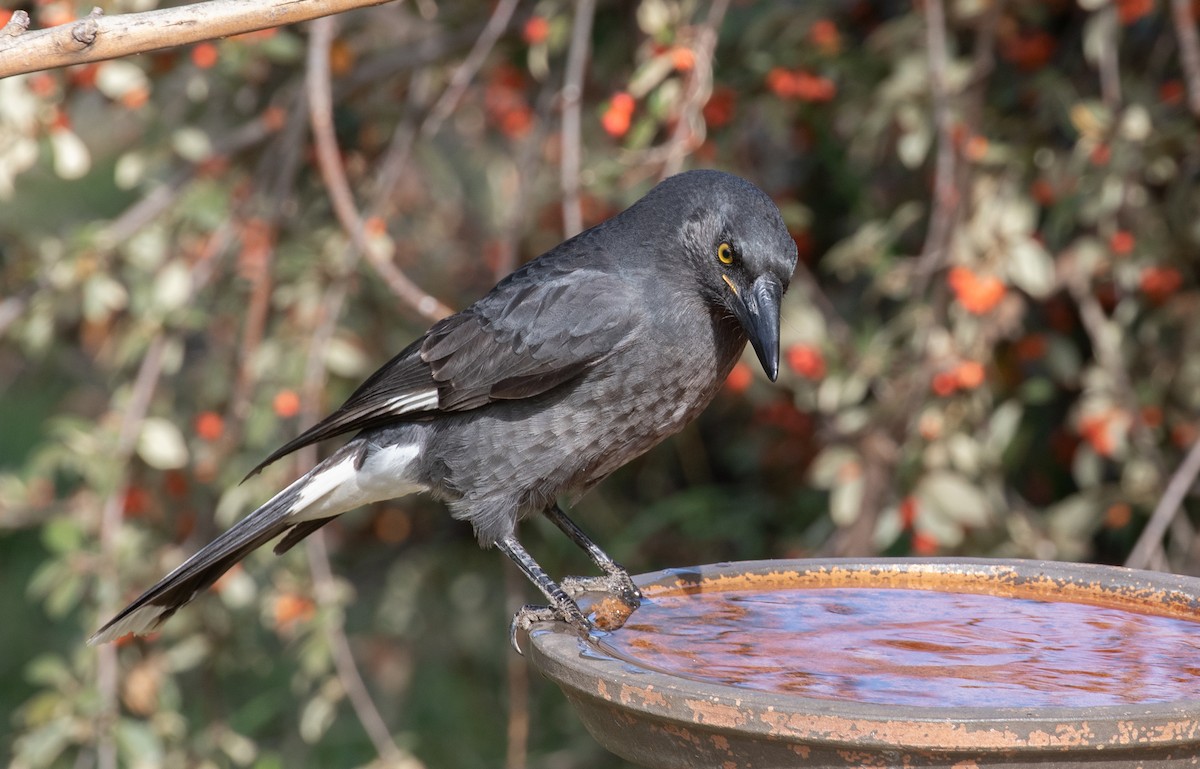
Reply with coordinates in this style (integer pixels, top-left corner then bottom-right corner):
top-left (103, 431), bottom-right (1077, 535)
top-left (425, 269), bottom-right (637, 408)
top-left (246, 268), bottom-right (637, 475)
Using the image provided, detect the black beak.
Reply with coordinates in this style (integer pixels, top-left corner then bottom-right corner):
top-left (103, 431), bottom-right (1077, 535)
top-left (736, 274), bottom-right (784, 381)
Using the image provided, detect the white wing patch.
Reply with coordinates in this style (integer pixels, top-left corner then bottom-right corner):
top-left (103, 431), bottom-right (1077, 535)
top-left (381, 390), bottom-right (439, 416)
top-left (289, 442), bottom-right (425, 521)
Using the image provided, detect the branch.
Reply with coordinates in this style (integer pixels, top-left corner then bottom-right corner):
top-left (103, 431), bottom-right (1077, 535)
top-left (305, 14), bottom-right (452, 322)
top-left (1, 11), bottom-right (30, 39)
top-left (420, 0), bottom-right (520, 138)
top-left (1171, 0), bottom-right (1200, 119)
top-left (560, 0), bottom-right (597, 238)
top-left (965, 0), bottom-right (1002, 88)
top-left (1126, 436), bottom-right (1200, 570)
top-left (1169, 511), bottom-right (1197, 566)
top-left (913, 0), bottom-right (958, 290)
top-left (94, 234), bottom-right (225, 769)
top-left (228, 219), bottom-right (276, 431)
top-left (504, 564), bottom-right (530, 769)
top-left (339, 20), bottom-right (506, 95)
top-left (95, 334), bottom-right (169, 769)
top-left (791, 262), bottom-right (854, 350)
top-left (628, 0), bottom-right (730, 178)
top-left (261, 87), bottom-right (310, 219)
top-left (659, 0), bottom-right (729, 179)
top-left (497, 84), bottom-right (557, 280)
top-left (1097, 5), bottom-right (1122, 110)
top-left (307, 534), bottom-right (426, 767)
top-left (0, 0), bottom-right (398, 78)
top-left (290, 199), bottom-right (426, 767)
top-left (0, 291), bottom-right (29, 338)
top-left (1065, 268), bottom-right (1162, 468)
top-left (1064, 264), bottom-right (1178, 568)
top-left (364, 72), bottom-right (433, 232)
top-left (828, 430), bottom-right (898, 557)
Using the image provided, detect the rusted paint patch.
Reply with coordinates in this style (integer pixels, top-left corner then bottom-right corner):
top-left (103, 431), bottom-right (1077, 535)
top-left (709, 736), bottom-right (740, 769)
top-left (755, 709), bottom-right (1200, 752)
top-left (618, 682), bottom-right (668, 709)
top-left (1025, 721), bottom-right (1097, 748)
top-left (650, 721), bottom-right (705, 750)
top-left (837, 748), bottom-right (892, 767)
top-left (1111, 718), bottom-right (1200, 745)
top-left (758, 710), bottom-right (1053, 750)
top-left (684, 698), bottom-right (750, 729)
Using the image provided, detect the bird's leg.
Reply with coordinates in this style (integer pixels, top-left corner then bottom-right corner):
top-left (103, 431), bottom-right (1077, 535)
top-left (544, 503), bottom-right (642, 607)
top-left (496, 534), bottom-right (589, 652)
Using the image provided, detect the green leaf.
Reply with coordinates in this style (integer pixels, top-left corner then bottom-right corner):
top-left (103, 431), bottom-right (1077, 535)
top-left (45, 573), bottom-right (84, 618)
top-left (299, 692), bottom-right (337, 744)
top-left (27, 560), bottom-right (66, 602)
top-left (916, 470), bottom-right (990, 528)
top-left (1046, 493), bottom-right (1102, 558)
top-left (165, 635), bottom-right (211, 673)
top-left (13, 716), bottom-right (73, 767)
top-left (116, 718), bottom-right (164, 769)
top-left (984, 401), bottom-right (1023, 460)
top-left (830, 471), bottom-right (864, 526)
top-left (946, 433), bottom-right (981, 476)
top-left (83, 273), bottom-right (128, 322)
top-left (260, 30), bottom-right (304, 63)
top-left (1019, 377), bottom-right (1057, 405)
top-left (251, 754), bottom-right (285, 769)
top-left (41, 517), bottom-right (84, 555)
top-left (1044, 339), bottom-right (1083, 387)
top-left (218, 726), bottom-right (259, 766)
top-left (872, 504), bottom-right (904, 550)
top-left (95, 60), bottom-right (148, 101)
top-left (170, 127), bottom-right (212, 163)
top-left (807, 446), bottom-right (860, 488)
top-left (152, 260), bottom-right (193, 314)
top-left (25, 653), bottom-right (74, 689)
top-left (1007, 238), bottom-right (1056, 299)
top-left (1072, 444), bottom-right (1104, 489)
top-left (324, 334), bottom-right (370, 379)
top-left (136, 417), bottom-right (189, 470)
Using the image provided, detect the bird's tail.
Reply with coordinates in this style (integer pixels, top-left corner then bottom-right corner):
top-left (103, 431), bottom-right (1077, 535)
top-left (88, 473), bottom-right (312, 645)
top-left (89, 437), bottom-right (421, 645)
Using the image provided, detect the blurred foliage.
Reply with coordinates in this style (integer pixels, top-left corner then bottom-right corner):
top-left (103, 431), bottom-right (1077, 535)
top-left (2, 0), bottom-right (1200, 766)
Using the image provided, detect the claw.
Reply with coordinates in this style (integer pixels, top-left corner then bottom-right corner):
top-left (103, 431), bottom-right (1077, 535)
top-left (510, 604), bottom-right (558, 654)
top-left (508, 598), bottom-right (592, 655)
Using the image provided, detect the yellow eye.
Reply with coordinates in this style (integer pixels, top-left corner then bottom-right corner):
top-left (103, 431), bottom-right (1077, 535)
top-left (717, 242), bottom-right (734, 265)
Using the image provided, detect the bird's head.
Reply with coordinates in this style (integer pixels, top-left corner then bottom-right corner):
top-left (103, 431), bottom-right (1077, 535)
top-left (652, 170), bottom-right (798, 381)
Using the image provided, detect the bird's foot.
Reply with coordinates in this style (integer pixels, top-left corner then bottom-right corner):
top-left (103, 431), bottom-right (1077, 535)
top-left (508, 598), bottom-right (590, 655)
top-left (560, 570), bottom-right (643, 608)
top-left (560, 571), bottom-right (642, 632)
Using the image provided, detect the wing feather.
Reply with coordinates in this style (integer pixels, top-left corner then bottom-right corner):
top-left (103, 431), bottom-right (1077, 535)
top-left (247, 268), bottom-right (636, 476)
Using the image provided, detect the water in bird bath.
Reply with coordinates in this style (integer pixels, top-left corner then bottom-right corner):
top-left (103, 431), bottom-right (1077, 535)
top-left (593, 586), bottom-right (1200, 708)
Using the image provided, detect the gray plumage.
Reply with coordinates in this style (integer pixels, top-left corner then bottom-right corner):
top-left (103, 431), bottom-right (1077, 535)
top-left (90, 169), bottom-right (798, 645)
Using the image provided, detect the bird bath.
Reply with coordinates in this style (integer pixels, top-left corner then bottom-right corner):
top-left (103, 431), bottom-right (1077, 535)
top-left (524, 558), bottom-right (1200, 768)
